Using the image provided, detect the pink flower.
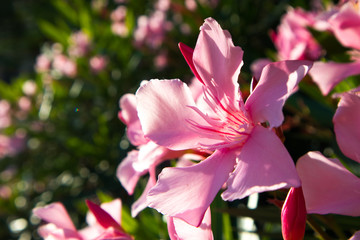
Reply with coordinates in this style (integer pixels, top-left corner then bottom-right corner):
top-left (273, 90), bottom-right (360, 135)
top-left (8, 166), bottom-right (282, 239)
top-left (333, 88), bottom-right (360, 163)
top-left (90, 55), bottom-right (107, 73)
top-left (308, 2), bottom-right (360, 95)
top-left (167, 207), bottom-right (213, 240)
top-left (33, 199), bottom-right (133, 240)
top-left (117, 79), bottom-right (206, 217)
top-left (35, 54), bottom-right (52, 73)
top-left (136, 18), bottom-right (312, 226)
top-left (68, 31), bottom-right (91, 58)
top-left (22, 80), bottom-right (37, 96)
top-left (0, 100), bottom-right (11, 129)
top-left (281, 187), bottom-right (307, 240)
top-left (272, 8), bottom-right (322, 61)
top-left (53, 54), bottom-right (77, 78)
top-left (296, 151), bottom-right (360, 216)
top-left (296, 90), bottom-right (360, 216)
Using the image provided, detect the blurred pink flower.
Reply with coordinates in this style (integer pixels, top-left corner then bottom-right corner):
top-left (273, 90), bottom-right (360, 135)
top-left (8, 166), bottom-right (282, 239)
top-left (111, 22), bottom-right (129, 37)
top-left (0, 100), bottom-right (11, 129)
top-left (136, 18), bottom-right (312, 226)
top-left (53, 54), bottom-right (77, 78)
top-left (35, 54), bottom-right (52, 73)
top-left (0, 134), bottom-right (25, 159)
top-left (22, 80), bottom-right (37, 96)
top-left (134, 9), bottom-right (172, 49)
top-left (281, 187), bottom-right (307, 240)
top-left (18, 97), bottom-right (32, 112)
top-left (272, 8), bottom-right (322, 61)
top-left (33, 199), bottom-right (133, 240)
top-left (90, 55), bottom-right (107, 73)
top-left (308, 2), bottom-right (360, 95)
top-left (68, 31), bottom-right (91, 58)
top-left (111, 6), bottom-right (127, 22)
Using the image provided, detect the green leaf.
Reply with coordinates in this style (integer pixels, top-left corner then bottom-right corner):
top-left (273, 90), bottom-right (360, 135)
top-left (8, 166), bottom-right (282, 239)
top-left (37, 20), bottom-right (69, 45)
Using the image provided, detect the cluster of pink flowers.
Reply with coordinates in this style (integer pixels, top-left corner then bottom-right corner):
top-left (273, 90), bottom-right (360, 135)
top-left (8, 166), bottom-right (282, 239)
top-left (133, 0), bottom-right (172, 49)
top-left (35, 31), bottom-right (107, 79)
top-left (33, 1), bottom-right (360, 239)
top-left (117, 17), bottom-right (313, 239)
top-left (0, 80), bottom-right (35, 159)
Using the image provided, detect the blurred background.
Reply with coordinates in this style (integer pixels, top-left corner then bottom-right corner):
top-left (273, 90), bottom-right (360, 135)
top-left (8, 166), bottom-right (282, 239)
top-left (1, 0), bottom-right (359, 239)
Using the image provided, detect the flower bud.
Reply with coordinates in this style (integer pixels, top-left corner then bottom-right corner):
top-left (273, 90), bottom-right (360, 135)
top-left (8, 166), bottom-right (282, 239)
top-left (281, 187), bottom-right (307, 240)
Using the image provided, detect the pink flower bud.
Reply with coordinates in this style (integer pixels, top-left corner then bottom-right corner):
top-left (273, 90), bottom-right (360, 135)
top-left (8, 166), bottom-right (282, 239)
top-left (281, 187), bottom-right (307, 240)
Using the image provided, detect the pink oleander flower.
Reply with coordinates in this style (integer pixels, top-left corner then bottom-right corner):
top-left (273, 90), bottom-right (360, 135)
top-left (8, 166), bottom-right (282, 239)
top-left (297, 151), bottom-right (360, 216)
top-left (281, 187), bottom-right (307, 240)
top-left (90, 55), bottom-right (107, 73)
top-left (136, 18), bottom-right (312, 227)
top-left (53, 54), bottom-right (77, 78)
top-left (35, 54), bottom-right (52, 73)
top-left (22, 80), bottom-right (37, 96)
top-left (351, 231), bottom-right (360, 240)
top-left (333, 88), bottom-right (360, 163)
top-left (168, 207), bottom-right (213, 240)
top-left (68, 31), bottom-right (91, 58)
top-left (309, 1), bottom-right (360, 95)
top-left (117, 79), bottom-right (207, 217)
top-left (133, 7), bottom-right (172, 49)
top-left (271, 7), bottom-right (322, 61)
top-left (0, 100), bottom-right (11, 129)
top-left (296, 89), bottom-right (360, 216)
top-left (33, 198), bottom-right (133, 240)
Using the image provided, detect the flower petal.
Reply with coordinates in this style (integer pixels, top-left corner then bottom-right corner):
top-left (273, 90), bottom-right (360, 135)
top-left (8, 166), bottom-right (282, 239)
top-left (222, 125), bottom-right (300, 201)
top-left (193, 18), bottom-right (244, 109)
top-left (245, 60), bottom-right (312, 128)
top-left (297, 151), bottom-right (360, 216)
top-left (136, 79), bottom-right (218, 150)
top-left (167, 207), bottom-right (213, 240)
top-left (117, 150), bottom-right (145, 195)
top-left (118, 93), bottom-right (147, 146)
top-left (333, 91), bottom-right (360, 163)
top-left (147, 149), bottom-right (237, 227)
top-left (178, 43), bottom-right (204, 84)
top-left (329, 3), bottom-right (360, 50)
top-left (33, 202), bottom-right (77, 231)
top-left (309, 61), bottom-right (360, 95)
top-left (131, 167), bottom-right (157, 217)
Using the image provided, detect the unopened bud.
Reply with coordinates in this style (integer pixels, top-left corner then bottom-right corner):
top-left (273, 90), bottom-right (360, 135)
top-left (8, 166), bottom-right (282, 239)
top-left (281, 187), bottom-right (307, 240)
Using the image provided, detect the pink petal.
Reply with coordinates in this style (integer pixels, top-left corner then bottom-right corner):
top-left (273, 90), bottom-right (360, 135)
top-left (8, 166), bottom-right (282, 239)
top-left (193, 18), bottom-right (244, 109)
top-left (167, 207), bottom-right (213, 240)
top-left (137, 141), bottom-right (184, 172)
top-left (118, 94), bottom-right (147, 146)
top-left (309, 61), bottom-right (360, 95)
top-left (37, 224), bottom-right (78, 240)
top-left (245, 60), bottom-right (312, 128)
top-left (178, 43), bottom-right (204, 84)
top-left (222, 125), bottom-right (300, 201)
top-left (147, 149), bottom-right (237, 227)
top-left (329, 4), bottom-right (360, 50)
top-left (116, 150), bottom-right (145, 195)
top-left (250, 58), bottom-right (272, 81)
top-left (350, 231), bottom-right (360, 240)
top-left (131, 167), bottom-right (157, 217)
top-left (33, 202), bottom-right (77, 232)
top-left (333, 91), bottom-right (360, 163)
top-left (297, 151), bottom-right (360, 216)
top-left (136, 79), bottom-right (218, 150)
top-left (86, 200), bottom-right (122, 231)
